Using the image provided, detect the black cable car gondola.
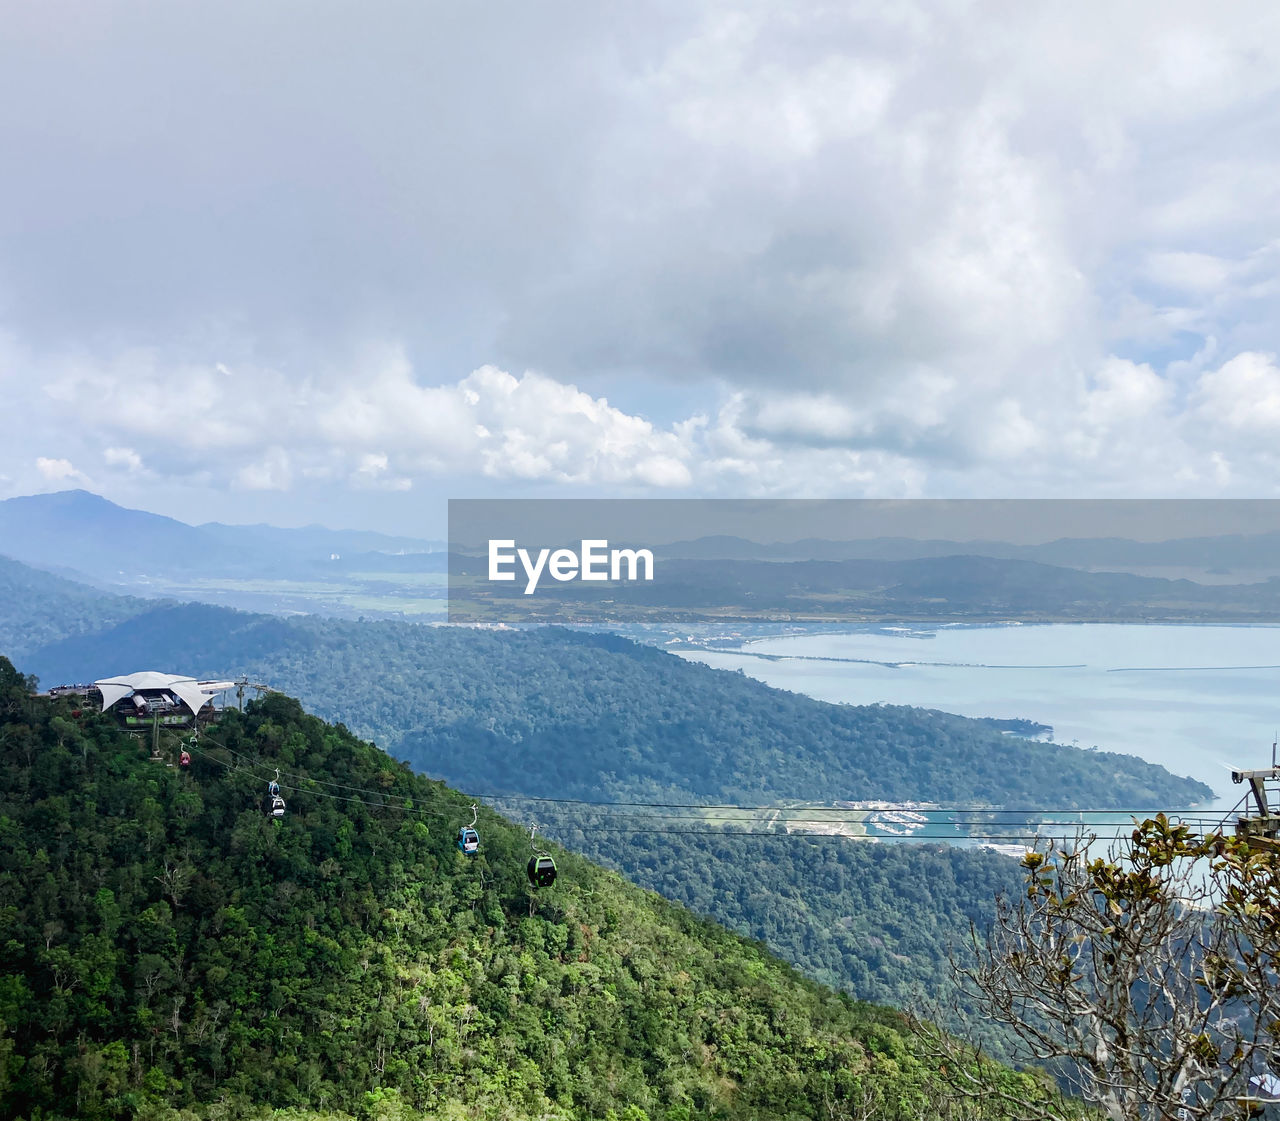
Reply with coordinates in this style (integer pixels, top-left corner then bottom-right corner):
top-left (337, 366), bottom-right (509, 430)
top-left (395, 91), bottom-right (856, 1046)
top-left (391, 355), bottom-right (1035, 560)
top-left (526, 825), bottom-right (557, 886)
top-left (527, 854), bottom-right (557, 887)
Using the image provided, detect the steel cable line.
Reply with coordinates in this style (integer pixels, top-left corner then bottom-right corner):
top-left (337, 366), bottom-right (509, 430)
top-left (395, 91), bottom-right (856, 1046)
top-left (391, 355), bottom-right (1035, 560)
top-left (196, 735), bottom-right (1215, 819)
top-left (198, 722), bottom-right (1213, 816)
top-left (514, 805), bottom-right (1221, 821)
top-left (545, 827), bottom-right (1148, 842)
top-left (184, 744), bottom-right (1210, 843)
top-left (461, 790), bottom-right (1217, 814)
top-left (188, 727), bottom-right (1223, 840)
top-left (188, 738), bottom-right (460, 820)
top-left (197, 730), bottom-right (500, 814)
top-left (180, 748), bottom-right (1156, 843)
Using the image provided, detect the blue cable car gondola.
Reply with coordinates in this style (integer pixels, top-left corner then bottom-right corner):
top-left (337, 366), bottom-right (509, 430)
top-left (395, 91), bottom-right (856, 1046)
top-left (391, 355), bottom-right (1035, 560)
top-left (457, 804), bottom-right (480, 855)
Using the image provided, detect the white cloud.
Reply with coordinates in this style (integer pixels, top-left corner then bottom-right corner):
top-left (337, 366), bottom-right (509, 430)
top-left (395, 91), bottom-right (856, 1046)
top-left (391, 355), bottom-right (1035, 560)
top-left (1082, 358), bottom-right (1171, 428)
top-left (693, 394), bottom-right (929, 495)
top-left (234, 448), bottom-right (293, 492)
top-left (35, 457), bottom-right (85, 483)
top-left (30, 348), bottom-right (695, 492)
top-left (4, 3), bottom-right (1280, 514)
top-left (747, 395), bottom-right (864, 442)
top-left (103, 446), bottom-right (144, 472)
top-left (1191, 351), bottom-right (1280, 441)
top-left (15, 331), bottom-right (1280, 503)
top-left (461, 366), bottom-right (693, 488)
top-left (1140, 251), bottom-right (1236, 297)
top-left (352, 452), bottom-right (411, 491)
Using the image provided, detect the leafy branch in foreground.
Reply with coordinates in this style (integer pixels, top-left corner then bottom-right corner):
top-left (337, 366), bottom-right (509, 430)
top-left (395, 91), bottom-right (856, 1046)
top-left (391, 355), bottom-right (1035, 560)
top-left (925, 816), bottom-right (1280, 1121)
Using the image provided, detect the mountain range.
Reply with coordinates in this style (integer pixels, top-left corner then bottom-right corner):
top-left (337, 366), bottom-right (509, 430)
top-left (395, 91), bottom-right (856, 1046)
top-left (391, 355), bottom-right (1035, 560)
top-left (0, 489), bottom-right (443, 587)
top-left (655, 531), bottom-right (1280, 572)
top-left (7, 490), bottom-right (1280, 597)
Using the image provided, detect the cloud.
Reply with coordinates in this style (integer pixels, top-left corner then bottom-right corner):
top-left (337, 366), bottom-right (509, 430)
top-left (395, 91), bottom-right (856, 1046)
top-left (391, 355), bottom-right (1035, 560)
top-left (234, 448), bottom-right (293, 492)
top-left (103, 446), bottom-right (144, 472)
top-left (2, 3), bottom-right (1277, 397)
top-left (1191, 351), bottom-right (1280, 443)
top-left (676, 392), bottom-right (928, 497)
top-left (500, 1), bottom-right (1280, 403)
top-left (30, 347), bottom-right (695, 492)
top-left (352, 453), bottom-right (412, 492)
top-left (35, 457), bottom-right (86, 483)
top-left (11, 324), bottom-right (1280, 505)
top-left (461, 366), bottom-right (693, 488)
top-left (3, 3), bottom-right (1280, 517)
top-left (1082, 358), bottom-right (1171, 429)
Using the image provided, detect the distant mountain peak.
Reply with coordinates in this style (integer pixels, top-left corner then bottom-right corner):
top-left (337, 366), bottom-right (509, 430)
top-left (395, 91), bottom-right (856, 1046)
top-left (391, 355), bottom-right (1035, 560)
top-left (0, 489), bottom-right (442, 590)
top-left (8, 487), bottom-right (110, 507)
top-left (2, 488), bottom-right (188, 523)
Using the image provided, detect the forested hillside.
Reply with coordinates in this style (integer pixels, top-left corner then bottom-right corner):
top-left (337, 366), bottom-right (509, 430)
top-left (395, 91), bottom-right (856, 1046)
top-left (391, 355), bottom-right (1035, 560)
top-left (549, 825), bottom-right (1026, 1037)
top-left (24, 604), bottom-right (1212, 808)
top-left (0, 555), bottom-right (147, 660)
top-left (6, 575), bottom-right (1220, 1061)
top-left (0, 657), bottom-right (1043, 1121)
top-left (15, 601), bottom-right (1212, 1038)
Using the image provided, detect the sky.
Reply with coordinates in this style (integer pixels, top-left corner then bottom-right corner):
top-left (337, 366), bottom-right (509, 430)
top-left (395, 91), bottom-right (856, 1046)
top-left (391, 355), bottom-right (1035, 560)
top-left (2, 0), bottom-right (1279, 535)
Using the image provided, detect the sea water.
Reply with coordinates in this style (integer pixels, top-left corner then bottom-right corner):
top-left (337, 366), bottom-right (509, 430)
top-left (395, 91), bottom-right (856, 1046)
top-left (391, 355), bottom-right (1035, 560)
top-left (674, 624), bottom-right (1280, 818)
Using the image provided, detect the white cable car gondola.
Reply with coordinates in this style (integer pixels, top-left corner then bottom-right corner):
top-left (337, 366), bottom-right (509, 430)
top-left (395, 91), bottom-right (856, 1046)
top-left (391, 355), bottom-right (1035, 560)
top-left (267, 771), bottom-right (285, 818)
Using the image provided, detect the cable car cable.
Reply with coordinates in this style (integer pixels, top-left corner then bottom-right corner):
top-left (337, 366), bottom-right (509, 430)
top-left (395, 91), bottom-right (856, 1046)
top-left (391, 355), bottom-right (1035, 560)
top-left (188, 728), bottom-right (1226, 843)
top-left (191, 738), bottom-right (1212, 844)
top-left (193, 729), bottom-right (1217, 820)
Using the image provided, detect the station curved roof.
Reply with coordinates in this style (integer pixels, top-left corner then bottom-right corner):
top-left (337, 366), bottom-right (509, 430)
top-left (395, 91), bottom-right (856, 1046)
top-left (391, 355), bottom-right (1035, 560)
top-left (94, 671), bottom-right (214, 716)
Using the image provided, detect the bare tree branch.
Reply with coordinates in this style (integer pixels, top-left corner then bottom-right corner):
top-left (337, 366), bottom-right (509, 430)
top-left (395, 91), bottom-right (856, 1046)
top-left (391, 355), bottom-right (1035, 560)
top-left (920, 818), bottom-right (1280, 1121)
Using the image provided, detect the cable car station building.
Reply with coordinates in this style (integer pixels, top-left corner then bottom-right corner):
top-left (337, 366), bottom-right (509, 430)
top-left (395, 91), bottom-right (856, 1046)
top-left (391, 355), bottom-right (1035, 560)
top-left (99, 671), bottom-right (226, 729)
top-left (50, 671), bottom-right (236, 730)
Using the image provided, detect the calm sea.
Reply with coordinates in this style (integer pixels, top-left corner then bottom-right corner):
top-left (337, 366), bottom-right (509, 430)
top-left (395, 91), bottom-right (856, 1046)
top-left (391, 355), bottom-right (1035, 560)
top-left (674, 624), bottom-right (1280, 816)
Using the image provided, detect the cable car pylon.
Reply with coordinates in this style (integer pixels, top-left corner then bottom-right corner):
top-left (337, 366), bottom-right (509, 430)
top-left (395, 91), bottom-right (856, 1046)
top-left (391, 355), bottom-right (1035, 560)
top-left (234, 675), bottom-right (274, 712)
top-left (1229, 739), bottom-right (1280, 852)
